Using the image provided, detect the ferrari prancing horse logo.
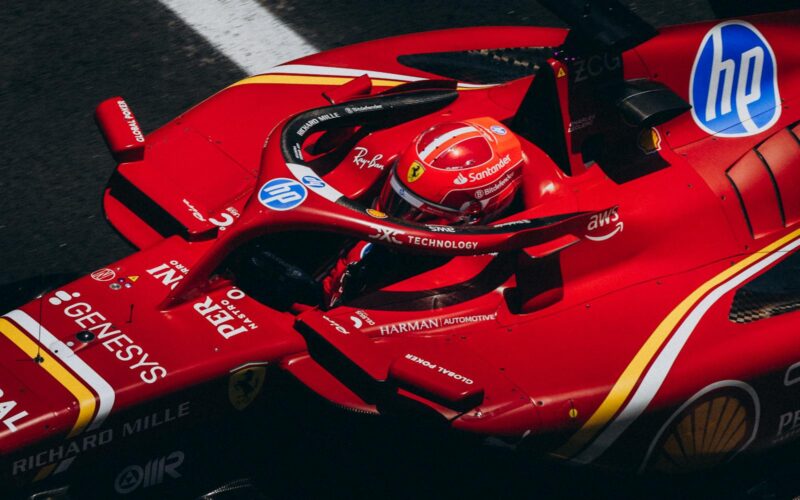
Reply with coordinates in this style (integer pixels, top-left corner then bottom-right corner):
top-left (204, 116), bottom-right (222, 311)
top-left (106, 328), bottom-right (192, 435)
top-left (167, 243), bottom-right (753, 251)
top-left (407, 161), bottom-right (425, 183)
top-left (228, 366), bottom-right (267, 411)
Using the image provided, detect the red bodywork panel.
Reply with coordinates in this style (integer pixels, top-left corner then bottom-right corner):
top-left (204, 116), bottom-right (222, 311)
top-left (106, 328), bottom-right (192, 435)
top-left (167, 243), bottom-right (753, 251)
top-left (5, 11), bottom-right (800, 477)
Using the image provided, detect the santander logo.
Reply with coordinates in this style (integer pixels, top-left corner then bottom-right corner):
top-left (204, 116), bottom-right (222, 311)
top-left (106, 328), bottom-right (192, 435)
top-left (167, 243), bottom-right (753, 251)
top-left (453, 173), bottom-right (467, 185)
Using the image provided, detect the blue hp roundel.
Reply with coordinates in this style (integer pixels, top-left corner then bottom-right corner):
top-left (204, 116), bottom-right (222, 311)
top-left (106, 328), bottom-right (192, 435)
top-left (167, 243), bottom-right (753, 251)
top-left (258, 178), bottom-right (307, 211)
top-left (690, 21), bottom-right (780, 137)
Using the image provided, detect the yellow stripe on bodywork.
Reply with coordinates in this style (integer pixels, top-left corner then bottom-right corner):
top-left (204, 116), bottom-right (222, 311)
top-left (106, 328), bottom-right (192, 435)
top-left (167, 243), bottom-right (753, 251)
top-left (0, 319), bottom-right (95, 438)
top-left (555, 227), bottom-right (800, 459)
top-left (228, 74), bottom-right (404, 89)
top-left (227, 74), bottom-right (487, 91)
top-left (33, 463), bottom-right (57, 482)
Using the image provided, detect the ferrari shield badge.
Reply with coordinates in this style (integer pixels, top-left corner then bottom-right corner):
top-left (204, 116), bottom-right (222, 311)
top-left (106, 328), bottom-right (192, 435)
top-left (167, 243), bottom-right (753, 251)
top-left (228, 366), bottom-right (266, 411)
top-left (407, 161), bottom-right (425, 183)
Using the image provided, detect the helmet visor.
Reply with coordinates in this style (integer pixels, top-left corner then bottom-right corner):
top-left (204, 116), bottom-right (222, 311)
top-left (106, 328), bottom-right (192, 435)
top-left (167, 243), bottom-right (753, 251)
top-left (378, 172), bottom-right (463, 223)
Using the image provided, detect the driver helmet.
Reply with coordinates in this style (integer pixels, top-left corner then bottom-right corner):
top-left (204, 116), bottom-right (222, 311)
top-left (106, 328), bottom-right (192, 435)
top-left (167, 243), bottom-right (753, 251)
top-left (377, 117), bottom-right (524, 225)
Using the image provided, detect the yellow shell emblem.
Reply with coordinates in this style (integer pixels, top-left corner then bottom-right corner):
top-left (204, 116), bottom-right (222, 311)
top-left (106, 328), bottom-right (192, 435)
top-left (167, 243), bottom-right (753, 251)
top-left (644, 384), bottom-right (757, 472)
top-left (407, 161), bottom-right (425, 183)
top-left (228, 366), bottom-right (267, 411)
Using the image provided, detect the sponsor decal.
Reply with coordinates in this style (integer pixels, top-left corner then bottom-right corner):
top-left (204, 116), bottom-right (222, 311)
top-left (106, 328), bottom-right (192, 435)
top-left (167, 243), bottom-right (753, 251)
top-left (12, 402), bottom-right (190, 476)
top-left (146, 260), bottom-right (189, 290)
top-left (55, 292), bottom-right (167, 384)
top-left (369, 227), bottom-right (404, 245)
top-left (426, 224), bottom-right (456, 233)
top-left (258, 178), bottom-right (308, 211)
top-left (115, 450), bottom-right (184, 494)
top-left (475, 170), bottom-right (516, 200)
top-left (359, 242), bottom-right (373, 259)
top-left (379, 313), bottom-right (496, 336)
top-left (192, 288), bottom-right (258, 339)
top-left (407, 161), bottom-right (425, 183)
top-left (784, 361), bottom-right (800, 386)
top-left (228, 365), bottom-right (267, 411)
top-left (116, 100), bottom-right (144, 143)
top-left (366, 208), bottom-right (388, 219)
top-left (322, 315), bottom-right (349, 335)
top-left (352, 146), bottom-right (386, 171)
top-left (182, 199), bottom-right (240, 230)
top-left (572, 53), bottom-right (621, 83)
top-left (641, 381), bottom-right (759, 472)
top-left (556, 67), bottom-right (567, 78)
top-left (296, 112), bottom-right (341, 137)
top-left (586, 207), bottom-right (623, 242)
top-left (406, 236), bottom-right (478, 250)
top-left (91, 268), bottom-right (116, 282)
top-left (349, 310), bottom-right (375, 330)
top-left (468, 154), bottom-right (510, 182)
top-left (453, 173), bottom-right (467, 185)
top-left (0, 386), bottom-right (28, 432)
top-left (490, 124), bottom-right (507, 136)
top-left (301, 175), bottom-right (326, 189)
top-left (776, 409), bottom-right (800, 442)
top-left (637, 127), bottom-right (663, 154)
top-left (344, 103), bottom-right (383, 114)
top-left (568, 114), bottom-right (596, 133)
top-left (404, 354), bottom-right (474, 385)
top-left (690, 21), bottom-right (780, 137)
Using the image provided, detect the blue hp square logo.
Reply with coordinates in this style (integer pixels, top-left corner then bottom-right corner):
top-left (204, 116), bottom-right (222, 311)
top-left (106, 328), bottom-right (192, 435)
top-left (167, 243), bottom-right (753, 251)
top-left (690, 21), bottom-right (780, 137)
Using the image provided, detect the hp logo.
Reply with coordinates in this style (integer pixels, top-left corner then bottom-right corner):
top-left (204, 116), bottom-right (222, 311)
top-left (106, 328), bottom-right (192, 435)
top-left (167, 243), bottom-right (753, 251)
top-left (301, 175), bottom-right (326, 189)
top-left (258, 178), bottom-right (307, 211)
top-left (690, 21), bottom-right (780, 137)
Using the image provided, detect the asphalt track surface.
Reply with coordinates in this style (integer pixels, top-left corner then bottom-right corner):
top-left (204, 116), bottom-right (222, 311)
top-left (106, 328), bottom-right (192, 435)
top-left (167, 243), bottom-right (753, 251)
top-left (1, 0), bottom-right (800, 498)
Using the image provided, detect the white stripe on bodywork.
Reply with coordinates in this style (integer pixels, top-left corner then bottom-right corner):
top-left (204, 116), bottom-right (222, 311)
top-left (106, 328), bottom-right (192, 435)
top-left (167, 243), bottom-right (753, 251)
top-left (4, 309), bottom-right (115, 432)
top-left (574, 237), bottom-right (800, 464)
top-left (286, 163), bottom-right (344, 202)
top-left (419, 126), bottom-right (475, 160)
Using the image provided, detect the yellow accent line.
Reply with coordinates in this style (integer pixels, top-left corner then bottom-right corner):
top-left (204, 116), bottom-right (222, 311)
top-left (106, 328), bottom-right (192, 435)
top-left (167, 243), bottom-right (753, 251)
top-left (227, 74), bottom-right (403, 89)
top-left (33, 463), bottom-right (57, 482)
top-left (0, 319), bottom-right (96, 438)
top-left (227, 73), bottom-right (485, 91)
top-left (555, 227), bottom-right (800, 459)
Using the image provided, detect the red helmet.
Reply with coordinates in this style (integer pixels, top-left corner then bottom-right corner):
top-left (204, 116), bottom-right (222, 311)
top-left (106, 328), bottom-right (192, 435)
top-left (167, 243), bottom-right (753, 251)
top-left (377, 117), bottom-right (524, 224)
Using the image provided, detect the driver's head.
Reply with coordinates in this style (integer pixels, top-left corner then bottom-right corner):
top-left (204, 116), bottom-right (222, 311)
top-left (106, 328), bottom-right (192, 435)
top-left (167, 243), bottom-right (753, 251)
top-left (377, 117), bottom-right (524, 225)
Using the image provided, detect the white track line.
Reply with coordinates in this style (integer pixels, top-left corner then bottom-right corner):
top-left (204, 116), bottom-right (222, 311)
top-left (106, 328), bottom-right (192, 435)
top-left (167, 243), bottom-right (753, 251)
top-left (158, 0), bottom-right (317, 74)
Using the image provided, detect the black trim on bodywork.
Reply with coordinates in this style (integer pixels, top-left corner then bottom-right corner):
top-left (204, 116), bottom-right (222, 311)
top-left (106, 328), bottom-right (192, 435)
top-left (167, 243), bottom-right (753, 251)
top-left (344, 252), bottom-right (517, 312)
top-left (730, 249), bottom-right (800, 323)
top-left (397, 48), bottom-right (552, 85)
top-left (106, 172), bottom-right (189, 239)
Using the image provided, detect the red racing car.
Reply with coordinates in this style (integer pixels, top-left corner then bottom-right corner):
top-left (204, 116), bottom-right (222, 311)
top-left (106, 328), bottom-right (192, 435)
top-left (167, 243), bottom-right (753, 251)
top-left (3, 0), bottom-right (800, 496)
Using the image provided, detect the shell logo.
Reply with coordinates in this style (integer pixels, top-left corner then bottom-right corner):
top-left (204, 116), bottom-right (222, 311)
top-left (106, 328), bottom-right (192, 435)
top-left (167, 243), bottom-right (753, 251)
top-left (640, 381), bottom-right (759, 472)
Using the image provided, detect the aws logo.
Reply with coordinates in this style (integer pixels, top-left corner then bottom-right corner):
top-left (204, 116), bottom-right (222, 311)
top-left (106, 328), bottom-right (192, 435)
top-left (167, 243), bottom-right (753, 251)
top-left (586, 207), bottom-right (623, 242)
top-left (690, 20), bottom-right (780, 137)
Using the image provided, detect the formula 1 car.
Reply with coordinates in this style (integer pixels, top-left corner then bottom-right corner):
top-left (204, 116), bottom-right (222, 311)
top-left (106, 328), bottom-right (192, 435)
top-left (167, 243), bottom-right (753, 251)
top-left (3, 0), bottom-right (800, 496)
